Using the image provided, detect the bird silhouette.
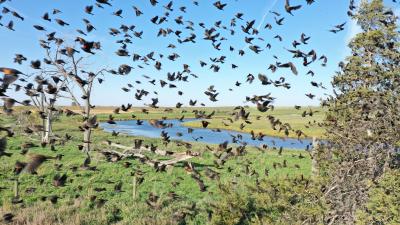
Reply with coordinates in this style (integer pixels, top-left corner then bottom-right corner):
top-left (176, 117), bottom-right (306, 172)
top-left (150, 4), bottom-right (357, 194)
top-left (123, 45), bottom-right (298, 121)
top-left (285, 0), bottom-right (302, 16)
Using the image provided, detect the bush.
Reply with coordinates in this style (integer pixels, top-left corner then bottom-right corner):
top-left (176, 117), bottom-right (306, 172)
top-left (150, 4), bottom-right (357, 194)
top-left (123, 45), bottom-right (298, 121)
top-left (356, 169), bottom-right (400, 225)
top-left (209, 177), bottom-right (326, 225)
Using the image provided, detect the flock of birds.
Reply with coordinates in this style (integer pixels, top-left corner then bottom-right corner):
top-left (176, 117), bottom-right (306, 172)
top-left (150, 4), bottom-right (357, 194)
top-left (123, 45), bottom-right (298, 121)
top-left (0, 0), bottom-right (399, 223)
top-left (0, 0), bottom-right (351, 112)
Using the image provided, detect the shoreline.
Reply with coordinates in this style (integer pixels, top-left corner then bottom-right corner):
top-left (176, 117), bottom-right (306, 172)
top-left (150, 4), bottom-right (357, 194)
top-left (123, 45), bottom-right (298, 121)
top-left (97, 115), bottom-right (322, 140)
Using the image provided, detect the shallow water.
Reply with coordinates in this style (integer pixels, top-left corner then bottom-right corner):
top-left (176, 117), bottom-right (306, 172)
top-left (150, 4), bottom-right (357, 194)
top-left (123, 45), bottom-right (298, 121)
top-left (100, 119), bottom-right (312, 149)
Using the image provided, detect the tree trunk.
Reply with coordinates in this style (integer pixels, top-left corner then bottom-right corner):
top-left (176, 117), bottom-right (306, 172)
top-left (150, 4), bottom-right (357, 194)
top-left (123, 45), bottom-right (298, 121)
top-left (41, 117), bottom-right (47, 143)
top-left (42, 108), bottom-right (53, 143)
top-left (83, 96), bottom-right (91, 155)
top-left (40, 93), bottom-right (48, 143)
top-left (83, 128), bottom-right (92, 153)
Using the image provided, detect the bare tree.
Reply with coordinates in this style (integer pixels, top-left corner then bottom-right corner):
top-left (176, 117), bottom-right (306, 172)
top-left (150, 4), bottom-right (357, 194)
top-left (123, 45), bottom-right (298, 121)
top-left (24, 70), bottom-right (69, 144)
top-left (35, 36), bottom-right (107, 161)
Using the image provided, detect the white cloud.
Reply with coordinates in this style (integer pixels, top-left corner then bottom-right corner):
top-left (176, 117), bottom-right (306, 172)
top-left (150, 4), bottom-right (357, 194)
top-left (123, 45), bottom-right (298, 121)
top-left (342, 3), bottom-right (398, 58)
top-left (345, 0), bottom-right (362, 44)
top-left (394, 8), bottom-right (400, 17)
top-left (345, 19), bottom-right (362, 44)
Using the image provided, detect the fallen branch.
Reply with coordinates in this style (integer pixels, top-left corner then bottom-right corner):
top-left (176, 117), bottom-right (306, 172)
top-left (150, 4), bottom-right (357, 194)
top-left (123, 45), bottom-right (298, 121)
top-left (99, 142), bottom-right (199, 169)
top-left (101, 141), bottom-right (199, 157)
top-left (100, 148), bottom-right (158, 168)
top-left (159, 154), bottom-right (194, 166)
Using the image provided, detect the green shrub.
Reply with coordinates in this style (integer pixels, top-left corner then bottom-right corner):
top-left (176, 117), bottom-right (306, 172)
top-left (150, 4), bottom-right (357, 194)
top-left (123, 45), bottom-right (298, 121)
top-left (356, 169), bottom-right (400, 225)
top-left (209, 177), bottom-right (326, 225)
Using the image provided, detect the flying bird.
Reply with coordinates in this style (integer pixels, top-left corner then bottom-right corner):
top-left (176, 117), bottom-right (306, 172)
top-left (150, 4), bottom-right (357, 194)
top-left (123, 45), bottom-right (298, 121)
top-left (213, 1), bottom-right (227, 10)
top-left (285, 0), bottom-right (302, 15)
top-left (278, 62), bottom-right (298, 75)
top-left (0, 137), bottom-right (11, 157)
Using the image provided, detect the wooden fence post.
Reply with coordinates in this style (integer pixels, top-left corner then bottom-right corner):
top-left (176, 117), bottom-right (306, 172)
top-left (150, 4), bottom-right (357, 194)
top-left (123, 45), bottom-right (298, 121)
top-left (132, 176), bottom-right (137, 201)
top-left (14, 179), bottom-right (19, 198)
top-left (312, 137), bottom-right (319, 177)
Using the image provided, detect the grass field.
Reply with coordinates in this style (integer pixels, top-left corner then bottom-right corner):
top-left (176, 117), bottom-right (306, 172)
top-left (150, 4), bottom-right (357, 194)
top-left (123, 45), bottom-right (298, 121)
top-left (182, 107), bottom-right (325, 139)
top-left (0, 107), bottom-right (313, 224)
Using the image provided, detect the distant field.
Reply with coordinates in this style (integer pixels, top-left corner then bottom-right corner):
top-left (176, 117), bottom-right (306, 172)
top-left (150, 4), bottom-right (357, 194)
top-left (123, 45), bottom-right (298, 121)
top-left (64, 106), bottom-right (326, 138)
top-left (62, 107), bottom-right (324, 138)
top-left (13, 106), bottom-right (326, 139)
top-left (181, 107), bottom-right (326, 139)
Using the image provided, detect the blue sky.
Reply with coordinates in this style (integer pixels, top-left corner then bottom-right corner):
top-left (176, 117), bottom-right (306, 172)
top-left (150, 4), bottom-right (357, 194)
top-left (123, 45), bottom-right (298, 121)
top-left (0, 0), bottom-right (399, 107)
